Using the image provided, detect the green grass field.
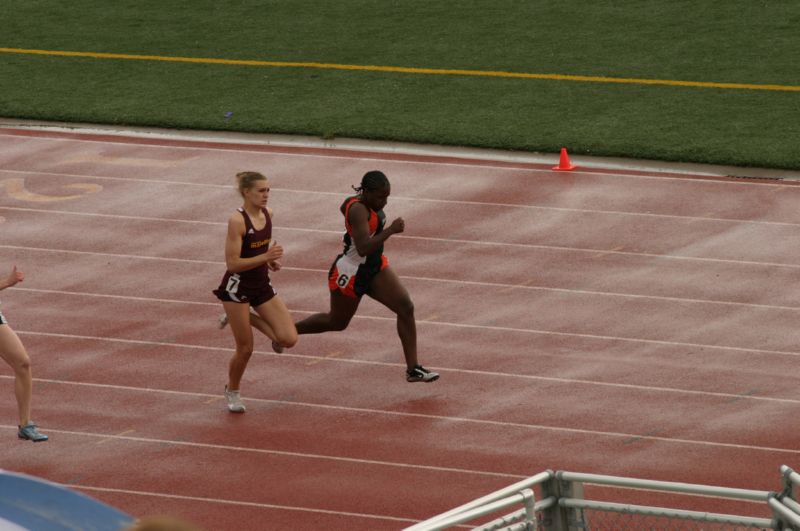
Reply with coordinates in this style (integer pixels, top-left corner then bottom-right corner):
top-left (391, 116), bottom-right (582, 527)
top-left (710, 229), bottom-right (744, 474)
top-left (2, 1), bottom-right (799, 169)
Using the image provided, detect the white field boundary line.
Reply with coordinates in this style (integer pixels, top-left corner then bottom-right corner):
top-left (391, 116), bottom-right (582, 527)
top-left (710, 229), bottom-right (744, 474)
top-left (0, 428), bottom-right (775, 510)
top-left (16, 445), bottom-right (771, 513)
top-left (7, 331), bottom-right (800, 403)
top-left (2, 380), bottom-right (799, 455)
top-left (5, 245), bottom-right (800, 313)
top-left (0, 477), bottom-right (421, 525)
top-left (3, 168), bottom-right (800, 228)
top-left (76, 486), bottom-right (421, 526)
top-left (0, 130), bottom-right (791, 187)
top-left (0, 423), bottom-right (522, 482)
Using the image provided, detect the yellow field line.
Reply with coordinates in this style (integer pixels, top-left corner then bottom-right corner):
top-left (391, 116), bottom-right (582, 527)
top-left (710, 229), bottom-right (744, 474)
top-left (2, 46), bottom-right (800, 92)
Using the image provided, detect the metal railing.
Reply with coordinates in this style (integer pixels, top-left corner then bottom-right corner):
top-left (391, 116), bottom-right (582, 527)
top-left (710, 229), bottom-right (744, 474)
top-left (770, 466), bottom-right (800, 530)
top-left (404, 471), bottom-right (554, 531)
top-left (405, 465), bottom-right (800, 531)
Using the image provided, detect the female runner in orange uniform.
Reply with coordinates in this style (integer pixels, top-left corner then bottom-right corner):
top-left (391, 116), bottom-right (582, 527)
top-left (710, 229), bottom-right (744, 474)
top-left (295, 170), bottom-right (439, 383)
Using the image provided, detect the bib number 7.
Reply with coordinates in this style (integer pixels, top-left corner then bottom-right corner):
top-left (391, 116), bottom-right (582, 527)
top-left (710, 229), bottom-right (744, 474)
top-left (225, 274), bottom-right (241, 294)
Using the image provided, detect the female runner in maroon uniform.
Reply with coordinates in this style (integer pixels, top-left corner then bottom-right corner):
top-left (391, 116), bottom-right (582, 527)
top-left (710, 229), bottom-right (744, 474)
top-left (213, 172), bottom-right (297, 412)
top-left (294, 170), bottom-right (438, 383)
top-left (1, 265), bottom-right (48, 441)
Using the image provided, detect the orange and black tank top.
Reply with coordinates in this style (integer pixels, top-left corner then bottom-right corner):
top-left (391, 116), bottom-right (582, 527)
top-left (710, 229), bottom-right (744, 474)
top-left (341, 196), bottom-right (385, 266)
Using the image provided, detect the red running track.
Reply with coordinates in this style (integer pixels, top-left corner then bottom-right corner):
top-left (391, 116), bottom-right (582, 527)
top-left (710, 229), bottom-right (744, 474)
top-left (1, 127), bottom-right (799, 530)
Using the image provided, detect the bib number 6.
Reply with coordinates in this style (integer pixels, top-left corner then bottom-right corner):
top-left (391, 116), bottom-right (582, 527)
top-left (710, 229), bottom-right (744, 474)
top-left (336, 273), bottom-right (350, 287)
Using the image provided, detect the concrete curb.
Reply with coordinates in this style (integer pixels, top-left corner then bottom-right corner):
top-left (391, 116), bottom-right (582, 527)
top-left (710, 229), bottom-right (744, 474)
top-left (2, 117), bottom-right (799, 181)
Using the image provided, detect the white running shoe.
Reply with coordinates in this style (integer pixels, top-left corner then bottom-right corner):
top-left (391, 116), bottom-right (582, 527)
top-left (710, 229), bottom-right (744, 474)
top-left (217, 313), bottom-right (229, 329)
top-left (224, 385), bottom-right (246, 413)
top-left (406, 365), bottom-right (440, 383)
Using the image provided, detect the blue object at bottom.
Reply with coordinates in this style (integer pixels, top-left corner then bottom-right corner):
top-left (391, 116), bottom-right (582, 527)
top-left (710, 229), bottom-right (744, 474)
top-left (0, 470), bottom-right (134, 531)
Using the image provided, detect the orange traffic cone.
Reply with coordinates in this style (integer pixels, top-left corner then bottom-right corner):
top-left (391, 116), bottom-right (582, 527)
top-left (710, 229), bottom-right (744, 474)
top-left (552, 147), bottom-right (576, 171)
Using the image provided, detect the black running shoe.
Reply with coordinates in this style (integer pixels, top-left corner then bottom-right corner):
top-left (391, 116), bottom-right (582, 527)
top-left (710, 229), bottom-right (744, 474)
top-left (406, 365), bottom-right (440, 383)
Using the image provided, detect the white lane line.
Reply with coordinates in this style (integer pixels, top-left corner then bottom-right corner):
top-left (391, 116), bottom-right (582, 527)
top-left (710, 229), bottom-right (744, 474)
top-left (2, 381), bottom-right (798, 455)
top-left (405, 275), bottom-right (800, 312)
top-left (5, 330), bottom-right (800, 403)
top-left (0, 131), bottom-right (793, 187)
top-left (0, 205), bottom-right (339, 233)
top-left (0, 424), bottom-right (521, 481)
top-left (3, 218), bottom-right (800, 270)
top-left (5, 245), bottom-right (800, 313)
top-left (2, 169), bottom-right (799, 227)
top-left (0, 244), bottom-right (222, 265)
top-left (63, 484), bottom-right (420, 524)
top-left (10, 292), bottom-right (800, 362)
top-left (402, 234), bottom-right (800, 270)
top-left (14, 286), bottom-right (220, 306)
top-left (0, 205), bottom-right (227, 226)
top-left (0, 168), bottom-right (234, 188)
top-left (46, 455), bottom-right (773, 513)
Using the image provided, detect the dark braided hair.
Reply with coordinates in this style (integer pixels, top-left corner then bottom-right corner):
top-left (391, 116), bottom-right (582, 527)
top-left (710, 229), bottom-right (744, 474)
top-left (352, 170), bottom-right (389, 194)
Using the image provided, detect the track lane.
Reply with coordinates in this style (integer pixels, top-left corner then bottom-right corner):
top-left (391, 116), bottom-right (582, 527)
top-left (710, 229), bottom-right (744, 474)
top-left (2, 127), bottom-right (797, 530)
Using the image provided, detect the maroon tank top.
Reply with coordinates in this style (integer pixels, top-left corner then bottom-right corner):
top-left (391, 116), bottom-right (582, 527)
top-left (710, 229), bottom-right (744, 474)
top-left (233, 207), bottom-right (272, 289)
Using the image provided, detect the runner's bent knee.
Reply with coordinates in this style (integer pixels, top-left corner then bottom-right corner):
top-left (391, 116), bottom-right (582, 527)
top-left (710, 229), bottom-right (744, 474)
top-left (17, 355), bottom-right (31, 373)
top-left (234, 342), bottom-right (254, 358)
top-left (278, 332), bottom-right (298, 348)
top-left (2, 347), bottom-right (31, 374)
top-left (6, 355), bottom-right (31, 376)
top-left (390, 296), bottom-right (414, 318)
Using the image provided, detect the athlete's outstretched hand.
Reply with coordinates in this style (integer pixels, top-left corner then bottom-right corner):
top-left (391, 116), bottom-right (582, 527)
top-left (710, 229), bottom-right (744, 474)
top-left (387, 217), bottom-right (405, 234)
top-left (2, 265), bottom-right (24, 290)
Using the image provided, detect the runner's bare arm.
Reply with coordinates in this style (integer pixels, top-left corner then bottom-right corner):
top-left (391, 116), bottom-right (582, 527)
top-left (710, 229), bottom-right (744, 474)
top-left (0, 265), bottom-right (24, 291)
top-left (348, 203), bottom-right (403, 257)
